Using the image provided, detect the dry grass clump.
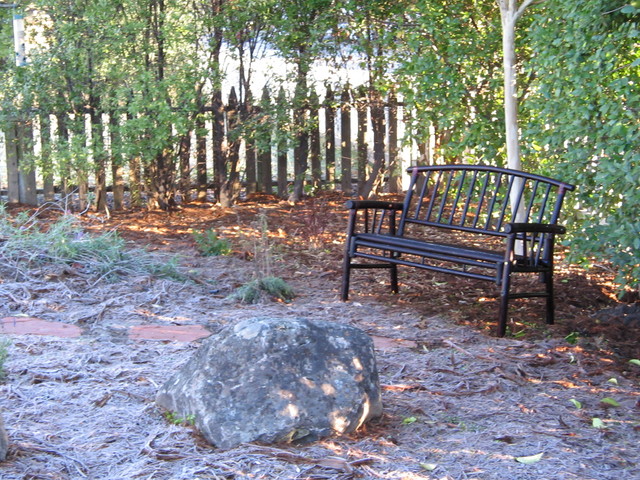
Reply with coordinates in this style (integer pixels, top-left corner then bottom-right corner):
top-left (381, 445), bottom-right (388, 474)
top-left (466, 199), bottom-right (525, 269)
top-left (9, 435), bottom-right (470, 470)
top-left (0, 203), bottom-right (182, 284)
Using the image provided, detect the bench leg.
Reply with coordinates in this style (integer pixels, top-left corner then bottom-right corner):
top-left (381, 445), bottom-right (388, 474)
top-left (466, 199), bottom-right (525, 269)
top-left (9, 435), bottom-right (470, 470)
top-left (544, 271), bottom-right (555, 325)
top-left (341, 252), bottom-right (352, 301)
top-left (390, 264), bottom-right (399, 294)
top-left (498, 266), bottom-right (512, 337)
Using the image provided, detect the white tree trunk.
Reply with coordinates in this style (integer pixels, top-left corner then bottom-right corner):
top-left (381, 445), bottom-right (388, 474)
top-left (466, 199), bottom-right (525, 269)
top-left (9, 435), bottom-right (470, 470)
top-left (497, 0), bottom-right (538, 250)
top-left (500, 9), bottom-right (521, 172)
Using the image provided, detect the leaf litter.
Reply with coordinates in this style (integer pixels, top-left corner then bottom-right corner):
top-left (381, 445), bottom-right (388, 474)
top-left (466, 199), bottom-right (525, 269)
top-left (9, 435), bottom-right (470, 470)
top-left (0, 194), bottom-right (639, 480)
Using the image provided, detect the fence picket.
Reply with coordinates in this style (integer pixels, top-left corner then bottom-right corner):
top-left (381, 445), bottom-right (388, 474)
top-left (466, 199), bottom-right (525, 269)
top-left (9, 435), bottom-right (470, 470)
top-left (1, 86), bottom-right (414, 207)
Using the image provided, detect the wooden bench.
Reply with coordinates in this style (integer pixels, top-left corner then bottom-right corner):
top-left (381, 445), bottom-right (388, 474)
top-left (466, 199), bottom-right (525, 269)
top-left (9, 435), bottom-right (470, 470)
top-left (341, 164), bottom-right (575, 336)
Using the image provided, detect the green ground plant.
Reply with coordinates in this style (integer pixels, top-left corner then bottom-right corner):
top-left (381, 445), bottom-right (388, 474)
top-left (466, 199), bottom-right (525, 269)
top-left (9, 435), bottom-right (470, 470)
top-left (229, 276), bottom-right (295, 304)
top-left (163, 411), bottom-right (196, 426)
top-left (0, 337), bottom-right (10, 381)
top-left (229, 212), bottom-right (295, 304)
top-left (191, 229), bottom-right (232, 256)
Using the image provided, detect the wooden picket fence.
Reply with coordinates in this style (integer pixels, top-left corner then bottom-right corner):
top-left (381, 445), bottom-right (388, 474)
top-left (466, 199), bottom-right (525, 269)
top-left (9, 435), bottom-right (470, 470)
top-left (0, 86), bottom-right (426, 208)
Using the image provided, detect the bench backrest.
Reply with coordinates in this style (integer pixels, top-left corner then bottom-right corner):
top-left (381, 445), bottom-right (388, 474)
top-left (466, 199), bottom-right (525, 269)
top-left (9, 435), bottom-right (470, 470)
top-left (398, 165), bottom-right (575, 238)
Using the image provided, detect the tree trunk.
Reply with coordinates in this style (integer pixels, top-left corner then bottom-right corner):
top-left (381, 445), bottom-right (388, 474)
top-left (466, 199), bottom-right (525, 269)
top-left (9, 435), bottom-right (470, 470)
top-left (17, 120), bottom-right (37, 206)
top-left (497, 0), bottom-right (537, 171)
top-left (498, 0), bottom-right (537, 250)
top-left (148, 149), bottom-right (176, 210)
top-left (500, 8), bottom-right (521, 172)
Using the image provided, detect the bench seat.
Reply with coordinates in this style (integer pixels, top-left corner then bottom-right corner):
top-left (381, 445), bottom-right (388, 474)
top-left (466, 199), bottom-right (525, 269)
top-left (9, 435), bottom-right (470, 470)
top-left (350, 232), bottom-right (505, 282)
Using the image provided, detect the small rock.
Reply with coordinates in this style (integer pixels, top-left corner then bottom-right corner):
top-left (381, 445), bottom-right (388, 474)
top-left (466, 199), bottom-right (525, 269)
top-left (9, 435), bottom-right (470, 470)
top-left (156, 317), bottom-right (382, 449)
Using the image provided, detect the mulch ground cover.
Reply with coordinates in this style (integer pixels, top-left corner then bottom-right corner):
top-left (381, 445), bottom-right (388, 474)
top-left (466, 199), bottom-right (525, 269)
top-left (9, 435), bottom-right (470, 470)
top-left (0, 192), bottom-right (638, 480)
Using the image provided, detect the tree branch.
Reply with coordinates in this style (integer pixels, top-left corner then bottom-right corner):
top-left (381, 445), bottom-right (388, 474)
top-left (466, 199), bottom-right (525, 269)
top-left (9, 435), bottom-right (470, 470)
top-left (515, 0), bottom-right (543, 22)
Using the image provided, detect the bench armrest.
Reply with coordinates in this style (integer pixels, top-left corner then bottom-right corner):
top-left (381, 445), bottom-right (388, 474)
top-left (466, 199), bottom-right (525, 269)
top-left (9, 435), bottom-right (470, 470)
top-left (344, 200), bottom-right (404, 237)
top-left (345, 200), bottom-right (404, 211)
top-left (505, 223), bottom-right (567, 235)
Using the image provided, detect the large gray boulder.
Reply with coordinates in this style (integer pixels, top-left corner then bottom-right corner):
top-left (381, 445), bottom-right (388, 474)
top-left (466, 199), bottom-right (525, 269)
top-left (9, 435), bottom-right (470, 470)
top-left (0, 411), bottom-right (8, 462)
top-left (156, 317), bottom-right (382, 449)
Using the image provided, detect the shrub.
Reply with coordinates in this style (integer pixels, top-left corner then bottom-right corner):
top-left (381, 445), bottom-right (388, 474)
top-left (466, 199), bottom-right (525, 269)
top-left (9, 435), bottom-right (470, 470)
top-left (192, 229), bottom-right (232, 256)
top-left (229, 276), bottom-right (295, 304)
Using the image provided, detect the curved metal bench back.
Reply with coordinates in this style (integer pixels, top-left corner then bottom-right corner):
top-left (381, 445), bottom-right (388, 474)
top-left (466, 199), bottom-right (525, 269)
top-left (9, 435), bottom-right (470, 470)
top-left (399, 165), bottom-right (575, 238)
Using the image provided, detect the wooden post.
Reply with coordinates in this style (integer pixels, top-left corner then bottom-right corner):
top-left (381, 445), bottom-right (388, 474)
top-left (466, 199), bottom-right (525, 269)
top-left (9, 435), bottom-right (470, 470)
top-left (309, 89), bottom-right (321, 190)
top-left (367, 89), bottom-right (386, 198)
top-left (196, 114), bottom-right (208, 202)
top-left (56, 113), bottom-right (72, 200)
top-left (40, 114), bottom-right (56, 202)
top-left (290, 84), bottom-right (309, 202)
top-left (243, 90), bottom-right (257, 195)
top-left (257, 86), bottom-right (273, 194)
top-left (71, 115), bottom-right (89, 211)
top-left (16, 119), bottom-right (37, 206)
top-left (112, 163), bottom-right (125, 210)
top-left (356, 86), bottom-right (367, 196)
top-left (178, 131), bottom-right (192, 203)
top-left (212, 89), bottom-right (226, 204)
top-left (5, 122), bottom-right (20, 204)
top-left (324, 85), bottom-right (336, 188)
top-left (340, 87), bottom-right (352, 195)
top-left (129, 146), bottom-right (143, 209)
top-left (276, 87), bottom-right (288, 198)
top-left (388, 89), bottom-right (402, 194)
top-left (245, 138), bottom-right (257, 195)
top-left (221, 87), bottom-right (241, 206)
top-left (90, 106), bottom-right (107, 213)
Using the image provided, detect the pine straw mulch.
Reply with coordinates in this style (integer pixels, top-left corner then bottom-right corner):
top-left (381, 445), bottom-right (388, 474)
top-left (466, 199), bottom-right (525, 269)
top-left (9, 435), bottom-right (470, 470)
top-left (0, 192), bottom-right (639, 480)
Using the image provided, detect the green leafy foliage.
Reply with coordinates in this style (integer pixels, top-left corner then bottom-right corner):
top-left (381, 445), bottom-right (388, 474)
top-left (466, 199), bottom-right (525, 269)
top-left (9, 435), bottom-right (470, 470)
top-left (393, 0), bottom-right (505, 163)
top-left (525, 0), bottom-right (640, 293)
